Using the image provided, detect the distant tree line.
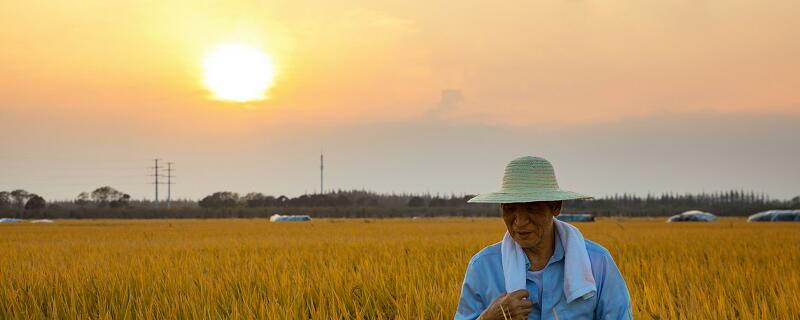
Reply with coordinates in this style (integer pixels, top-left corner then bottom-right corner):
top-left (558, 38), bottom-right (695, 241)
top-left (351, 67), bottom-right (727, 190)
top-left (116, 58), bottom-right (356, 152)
top-left (564, 191), bottom-right (800, 217)
top-left (195, 189), bottom-right (800, 217)
top-left (196, 190), bottom-right (473, 209)
top-left (7, 188), bottom-right (799, 219)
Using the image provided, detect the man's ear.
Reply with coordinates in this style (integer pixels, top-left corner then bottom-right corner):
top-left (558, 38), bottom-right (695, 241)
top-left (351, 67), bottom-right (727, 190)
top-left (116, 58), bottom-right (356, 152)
top-left (552, 201), bottom-right (563, 217)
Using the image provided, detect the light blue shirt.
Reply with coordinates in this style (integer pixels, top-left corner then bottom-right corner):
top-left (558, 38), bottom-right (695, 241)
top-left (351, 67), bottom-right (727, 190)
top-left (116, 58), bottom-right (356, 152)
top-left (455, 233), bottom-right (632, 320)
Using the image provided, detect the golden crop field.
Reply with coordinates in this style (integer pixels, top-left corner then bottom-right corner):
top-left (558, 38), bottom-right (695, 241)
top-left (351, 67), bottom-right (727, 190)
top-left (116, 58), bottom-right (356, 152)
top-left (1, 218), bottom-right (798, 319)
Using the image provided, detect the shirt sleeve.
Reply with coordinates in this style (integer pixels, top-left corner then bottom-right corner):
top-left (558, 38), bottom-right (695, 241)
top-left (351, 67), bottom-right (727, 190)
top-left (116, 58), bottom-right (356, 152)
top-left (595, 252), bottom-right (633, 320)
top-left (454, 260), bottom-right (486, 320)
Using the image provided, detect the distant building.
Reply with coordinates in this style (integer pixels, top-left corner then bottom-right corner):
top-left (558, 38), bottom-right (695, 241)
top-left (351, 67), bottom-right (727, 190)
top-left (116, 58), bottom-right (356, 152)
top-left (747, 210), bottom-right (800, 222)
top-left (269, 214), bottom-right (312, 222)
top-left (667, 210), bottom-right (717, 222)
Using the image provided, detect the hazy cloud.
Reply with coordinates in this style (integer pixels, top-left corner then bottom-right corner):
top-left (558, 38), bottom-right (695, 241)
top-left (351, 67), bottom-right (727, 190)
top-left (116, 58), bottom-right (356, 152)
top-left (427, 89), bottom-right (463, 118)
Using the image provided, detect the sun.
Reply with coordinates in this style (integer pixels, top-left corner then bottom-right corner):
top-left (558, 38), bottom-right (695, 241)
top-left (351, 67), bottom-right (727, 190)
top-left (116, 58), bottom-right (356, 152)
top-left (202, 43), bottom-right (276, 102)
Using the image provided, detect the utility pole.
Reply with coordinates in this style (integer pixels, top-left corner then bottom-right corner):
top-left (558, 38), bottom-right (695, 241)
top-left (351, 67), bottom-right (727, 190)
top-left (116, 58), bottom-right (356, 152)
top-left (165, 162), bottom-right (175, 209)
top-left (151, 158), bottom-right (161, 208)
top-left (320, 152), bottom-right (324, 194)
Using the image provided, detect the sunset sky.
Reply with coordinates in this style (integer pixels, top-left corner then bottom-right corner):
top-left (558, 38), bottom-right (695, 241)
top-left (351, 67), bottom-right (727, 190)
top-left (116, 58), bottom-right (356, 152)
top-left (1, 1), bottom-right (798, 201)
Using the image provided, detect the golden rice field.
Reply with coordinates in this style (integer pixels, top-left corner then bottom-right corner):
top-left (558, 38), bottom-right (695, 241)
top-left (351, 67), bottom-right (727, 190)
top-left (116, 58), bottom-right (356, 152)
top-left (1, 218), bottom-right (799, 319)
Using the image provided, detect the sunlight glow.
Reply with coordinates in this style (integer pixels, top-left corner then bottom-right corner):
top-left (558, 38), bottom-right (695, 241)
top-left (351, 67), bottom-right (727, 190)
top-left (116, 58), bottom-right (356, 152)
top-left (202, 43), bottom-right (276, 102)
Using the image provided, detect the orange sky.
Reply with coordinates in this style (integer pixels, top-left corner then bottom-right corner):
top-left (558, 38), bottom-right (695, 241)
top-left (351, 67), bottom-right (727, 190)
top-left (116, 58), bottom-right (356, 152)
top-left (1, 1), bottom-right (798, 200)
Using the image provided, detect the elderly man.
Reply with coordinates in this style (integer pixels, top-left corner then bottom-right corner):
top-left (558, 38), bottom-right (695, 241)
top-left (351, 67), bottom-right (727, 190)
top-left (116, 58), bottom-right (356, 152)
top-left (455, 156), bottom-right (632, 320)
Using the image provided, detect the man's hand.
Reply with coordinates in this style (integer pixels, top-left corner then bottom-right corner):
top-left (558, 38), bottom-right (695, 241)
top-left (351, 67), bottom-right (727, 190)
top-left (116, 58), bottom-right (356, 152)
top-left (478, 289), bottom-right (533, 320)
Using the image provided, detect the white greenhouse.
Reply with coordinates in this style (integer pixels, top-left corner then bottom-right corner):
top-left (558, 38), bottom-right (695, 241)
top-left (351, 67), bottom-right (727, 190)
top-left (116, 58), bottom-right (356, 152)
top-left (747, 210), bottom-right (800, 222)
top-left (667, 210), bottom-right (718, 222)
top-left (556, 214), bottom-right (595, 222)
top-left (269, 214), bottom-right (312, 222)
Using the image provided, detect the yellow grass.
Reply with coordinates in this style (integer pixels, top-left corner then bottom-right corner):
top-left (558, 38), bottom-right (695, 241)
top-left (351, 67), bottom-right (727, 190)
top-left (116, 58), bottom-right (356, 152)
top-left (1, 218), bottom-right (798, 319)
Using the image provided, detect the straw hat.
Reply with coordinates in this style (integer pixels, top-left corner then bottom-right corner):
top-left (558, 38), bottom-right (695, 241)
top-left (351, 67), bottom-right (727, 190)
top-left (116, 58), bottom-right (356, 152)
top-left (468, 156), bottom-right (592, 203)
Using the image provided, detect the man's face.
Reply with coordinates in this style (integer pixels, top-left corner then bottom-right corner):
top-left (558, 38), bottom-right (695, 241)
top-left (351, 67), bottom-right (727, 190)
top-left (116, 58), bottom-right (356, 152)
top-left (501, 201), bottom-right (561, 249)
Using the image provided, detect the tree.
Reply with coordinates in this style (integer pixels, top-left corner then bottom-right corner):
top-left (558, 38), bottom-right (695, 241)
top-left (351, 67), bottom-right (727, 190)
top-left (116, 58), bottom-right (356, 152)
top-left (243, 192), bottom-right (268, 208)
top-left (0, 191), bottom-right (10, 209)
top-left (428, 197), bottom-right (447, 207)
top-left (91, 186), bottom-right (117, 204)
top-left (109, 194), bottom-right (131, 208)
top-left (10, 189), bottom-right (30, 210)
top-left (408, 196), bottom-right (425, 208)
top-left (335, 194), bottom-right (351, 207)
top-left (198, 192), bottom-right (239, 208)
top-left (276, 195), bottom-right (289, 206)
top-left (90, 186), bottom-right (130, 208)
top-left (24, 195), bottom-right (46, 210)
top-left (75, 192), bottom-right (91, 207)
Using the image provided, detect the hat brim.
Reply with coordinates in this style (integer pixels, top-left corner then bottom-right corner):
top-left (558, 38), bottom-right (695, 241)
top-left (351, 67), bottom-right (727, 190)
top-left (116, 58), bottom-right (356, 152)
top-left (468, 189), bottom-right (592, 204)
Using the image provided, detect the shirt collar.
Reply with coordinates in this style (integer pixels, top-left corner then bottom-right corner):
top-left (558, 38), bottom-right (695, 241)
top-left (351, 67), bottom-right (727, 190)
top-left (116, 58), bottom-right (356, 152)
top-left (524, 230), bottom-right (565, 270)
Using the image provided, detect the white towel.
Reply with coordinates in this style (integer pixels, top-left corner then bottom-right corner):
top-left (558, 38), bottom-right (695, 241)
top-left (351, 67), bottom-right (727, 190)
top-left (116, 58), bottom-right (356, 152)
top-left (501, 218), bottom-right (596, 303)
